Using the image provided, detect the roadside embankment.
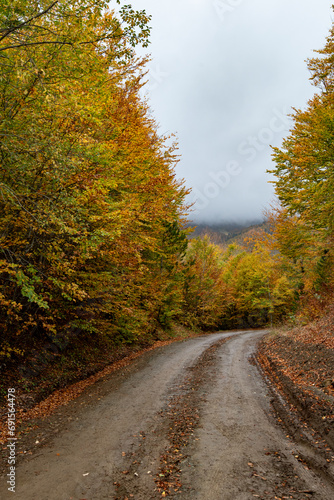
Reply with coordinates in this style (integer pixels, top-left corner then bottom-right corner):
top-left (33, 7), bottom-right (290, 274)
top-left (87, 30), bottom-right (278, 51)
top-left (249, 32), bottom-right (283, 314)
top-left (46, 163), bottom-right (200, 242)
top-left (257, 310), bottom-right (334, 452)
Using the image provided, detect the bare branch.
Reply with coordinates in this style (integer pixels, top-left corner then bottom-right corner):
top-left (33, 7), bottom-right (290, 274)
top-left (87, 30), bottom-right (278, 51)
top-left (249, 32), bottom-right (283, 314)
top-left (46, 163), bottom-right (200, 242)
top-left (0, 40), bottom-right (73, 52)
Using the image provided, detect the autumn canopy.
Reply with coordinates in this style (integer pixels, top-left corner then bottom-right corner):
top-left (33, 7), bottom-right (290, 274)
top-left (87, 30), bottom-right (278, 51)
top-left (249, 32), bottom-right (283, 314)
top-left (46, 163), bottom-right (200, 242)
top-left (1, 1), bottom-right (334, 376)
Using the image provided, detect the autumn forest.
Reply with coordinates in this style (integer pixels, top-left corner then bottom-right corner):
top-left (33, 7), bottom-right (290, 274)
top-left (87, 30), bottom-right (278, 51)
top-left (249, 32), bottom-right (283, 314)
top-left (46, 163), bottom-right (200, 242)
top-left (0, 1), bottom-right (334, 395)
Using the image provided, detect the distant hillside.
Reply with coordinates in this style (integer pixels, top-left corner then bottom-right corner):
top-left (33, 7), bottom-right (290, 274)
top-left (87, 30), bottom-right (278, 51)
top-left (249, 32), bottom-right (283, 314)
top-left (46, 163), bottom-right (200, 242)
top-left (186, 220), bottom-right (269, 246)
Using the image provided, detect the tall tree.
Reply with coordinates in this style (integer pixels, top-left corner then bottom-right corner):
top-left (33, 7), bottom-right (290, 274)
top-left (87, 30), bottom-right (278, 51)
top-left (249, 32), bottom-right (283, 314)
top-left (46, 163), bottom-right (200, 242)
top-left (267, 11), bottom-right (334, 310)
top-left (0, 1), bottom-right (190, 361)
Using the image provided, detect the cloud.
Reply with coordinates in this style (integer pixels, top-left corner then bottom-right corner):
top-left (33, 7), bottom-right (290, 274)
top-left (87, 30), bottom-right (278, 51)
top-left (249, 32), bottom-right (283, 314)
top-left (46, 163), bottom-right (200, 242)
top-left (128, 0), bottom-right (333, 223)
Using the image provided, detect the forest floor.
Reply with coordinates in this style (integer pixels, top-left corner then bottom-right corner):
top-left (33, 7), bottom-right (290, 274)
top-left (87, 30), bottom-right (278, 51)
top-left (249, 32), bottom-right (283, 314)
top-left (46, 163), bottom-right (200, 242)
top-left (0, 329), bottom-right (334, 499)
top-left (257, 306), bottom-right (334, 454)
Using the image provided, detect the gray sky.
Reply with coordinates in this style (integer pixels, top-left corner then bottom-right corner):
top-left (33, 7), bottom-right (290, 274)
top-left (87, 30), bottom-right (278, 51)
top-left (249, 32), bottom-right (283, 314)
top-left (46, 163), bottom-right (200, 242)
top-left (125, 0), bottom-right (333, 224)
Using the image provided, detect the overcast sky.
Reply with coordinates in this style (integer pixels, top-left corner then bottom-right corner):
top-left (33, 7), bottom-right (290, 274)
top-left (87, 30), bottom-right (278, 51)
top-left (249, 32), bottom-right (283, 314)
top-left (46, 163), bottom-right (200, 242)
top-left (123, 0), bottom-right (333, 224)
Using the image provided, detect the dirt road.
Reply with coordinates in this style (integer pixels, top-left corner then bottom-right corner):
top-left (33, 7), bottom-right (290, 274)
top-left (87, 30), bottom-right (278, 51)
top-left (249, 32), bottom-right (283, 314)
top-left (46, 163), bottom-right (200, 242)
top-left (1, 330), bottom-right (334, 499)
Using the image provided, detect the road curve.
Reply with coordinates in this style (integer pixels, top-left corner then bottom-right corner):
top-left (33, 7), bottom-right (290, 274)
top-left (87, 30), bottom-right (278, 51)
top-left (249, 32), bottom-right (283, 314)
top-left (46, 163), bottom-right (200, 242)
top-left (1, 330), bottom-right (333, 499)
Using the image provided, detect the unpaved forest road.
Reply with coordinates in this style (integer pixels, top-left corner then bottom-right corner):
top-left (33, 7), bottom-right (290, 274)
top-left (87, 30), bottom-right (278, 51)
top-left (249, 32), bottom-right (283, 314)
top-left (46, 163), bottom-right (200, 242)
top-left (1, 330), bottom-right (334, 499)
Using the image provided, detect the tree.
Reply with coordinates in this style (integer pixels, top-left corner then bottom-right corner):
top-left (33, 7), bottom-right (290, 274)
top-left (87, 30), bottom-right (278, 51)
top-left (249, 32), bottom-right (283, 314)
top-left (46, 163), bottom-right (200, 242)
top-left (0, 1), bottom-right (190, 361)
top-left (183, 236), bottom-right (226, 329)
top-left (268, 12), bottom-right (334, 302)
top-left (221, 243), bottom-right (294, 327)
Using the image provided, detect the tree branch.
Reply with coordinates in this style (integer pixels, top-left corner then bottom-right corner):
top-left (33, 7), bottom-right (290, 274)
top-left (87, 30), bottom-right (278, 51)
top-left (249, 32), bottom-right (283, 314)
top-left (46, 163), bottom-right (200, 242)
top-left (0, 1), bottom-right (59, 43)
top-left (0, 40), bottom-right (73, 52)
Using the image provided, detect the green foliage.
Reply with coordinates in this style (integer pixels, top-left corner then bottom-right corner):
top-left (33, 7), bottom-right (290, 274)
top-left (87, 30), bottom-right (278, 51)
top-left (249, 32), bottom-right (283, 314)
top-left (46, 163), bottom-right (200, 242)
top-left (221, 245), bottom-right (294, 326)
top-left (0, 0), bottom-right (189, 362)
top-left (6, 0), bottom-right (333, 378)
top-left (183, 236), bottom-right (226, 329)
top-left (266, 11), bottom-right (334, 319)
top-left (182, 236), bottom-right (294, 329)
